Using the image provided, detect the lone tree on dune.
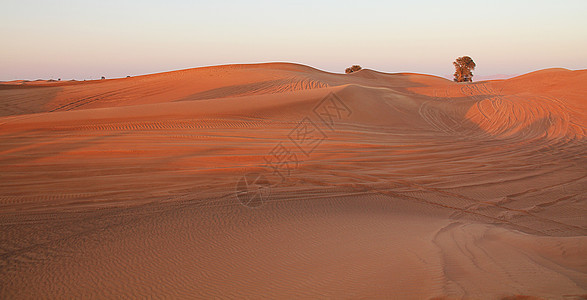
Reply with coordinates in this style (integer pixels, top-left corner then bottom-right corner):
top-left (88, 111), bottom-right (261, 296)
top-left (345, 65), bottom-right (362, 74)
top-left (453, 56), bottom-right (476, 82)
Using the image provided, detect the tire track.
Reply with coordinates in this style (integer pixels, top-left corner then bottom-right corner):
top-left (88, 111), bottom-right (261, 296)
top-left (49, 118), bottom-right (288, 132)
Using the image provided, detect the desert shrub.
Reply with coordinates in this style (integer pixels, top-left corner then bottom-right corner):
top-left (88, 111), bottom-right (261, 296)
top-left (345, 65), bottom-right (362, 74)
top-left (453, 56), bottom-right (475, 82)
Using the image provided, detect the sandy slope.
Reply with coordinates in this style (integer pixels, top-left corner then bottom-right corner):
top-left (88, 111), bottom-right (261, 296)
top-left (0, 63), bottom-right (586, 299)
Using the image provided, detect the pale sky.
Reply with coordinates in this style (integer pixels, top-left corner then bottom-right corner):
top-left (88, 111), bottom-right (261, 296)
top-left (1, 0), bottom-right (586, 80)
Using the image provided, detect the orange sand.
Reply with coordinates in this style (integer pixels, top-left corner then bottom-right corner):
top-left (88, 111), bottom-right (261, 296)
top-left (0, 63), bottom-right (586, 299)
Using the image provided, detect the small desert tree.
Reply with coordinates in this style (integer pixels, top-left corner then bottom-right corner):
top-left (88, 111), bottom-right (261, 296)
top-left (345, 65), bottom-right (362, 74)
top-left (453, 56), bottom-right (476, 82)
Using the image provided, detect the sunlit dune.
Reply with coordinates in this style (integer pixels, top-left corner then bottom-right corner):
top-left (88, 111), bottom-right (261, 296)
top-left (0, 63), bottom-right (585, 299)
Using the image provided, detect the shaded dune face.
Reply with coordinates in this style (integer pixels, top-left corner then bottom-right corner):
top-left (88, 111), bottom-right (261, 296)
top-left (0, 63), bottom-right (586, 299)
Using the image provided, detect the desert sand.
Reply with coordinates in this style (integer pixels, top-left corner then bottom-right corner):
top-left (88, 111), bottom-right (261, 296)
top-left (0, 63), bottom-right (586, 299)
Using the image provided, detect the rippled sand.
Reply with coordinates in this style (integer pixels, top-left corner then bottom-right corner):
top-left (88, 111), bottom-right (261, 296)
top-left (1, 64), bottom-right (585, 299)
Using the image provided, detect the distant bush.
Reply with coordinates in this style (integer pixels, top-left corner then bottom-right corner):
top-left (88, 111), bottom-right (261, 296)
top-left (453, 56), bottom-right (476, 82)
top-left (345, 65), bottom-right (362, 74)
top-left (101, 76), bottom-right (105, 80)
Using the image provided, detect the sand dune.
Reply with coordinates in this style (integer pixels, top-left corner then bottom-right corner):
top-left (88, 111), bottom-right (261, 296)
top-left (0, 63), bottom-right (585, 299)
